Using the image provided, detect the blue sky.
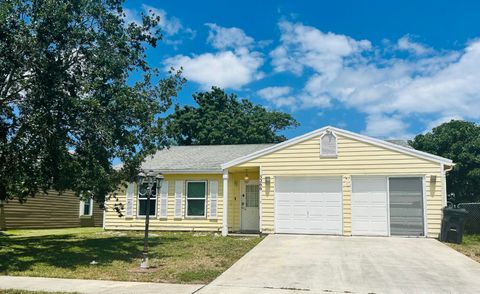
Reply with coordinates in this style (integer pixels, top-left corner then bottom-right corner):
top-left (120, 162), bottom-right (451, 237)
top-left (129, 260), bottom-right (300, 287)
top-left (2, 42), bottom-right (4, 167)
top-left (125, 0), bottom-right (480, 139)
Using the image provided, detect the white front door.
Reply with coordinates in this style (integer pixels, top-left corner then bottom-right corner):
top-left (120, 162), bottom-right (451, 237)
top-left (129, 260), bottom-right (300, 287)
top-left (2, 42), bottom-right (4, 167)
top-left (241, 181), bottom-right (260, 232)
top-left (351, 176), bottom-right (389, 236)
top-left (275, 177), bottom-right (343, 235)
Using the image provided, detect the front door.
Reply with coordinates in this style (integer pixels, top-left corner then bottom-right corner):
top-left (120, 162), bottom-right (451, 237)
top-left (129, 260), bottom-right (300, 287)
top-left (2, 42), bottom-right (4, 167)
top-left (241, 181), bottom-right (260, 232)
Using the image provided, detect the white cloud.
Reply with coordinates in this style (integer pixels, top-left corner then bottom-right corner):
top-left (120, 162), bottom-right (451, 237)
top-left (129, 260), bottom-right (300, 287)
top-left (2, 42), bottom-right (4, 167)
top-left (364, 114), bottom-right (413, 139)
top-left (257, 86), bottom-right (296, 108)
top-left (267, 21), bottom-right (480, 137)
top-left (165, 49), bottom-right (263, 89)
top-left (396, 35), bottom-right (432, 55)
top-left (270, 21), bottom-right (371, 77)
top-left (165, 25), bottom-right (263, 89)
top-left (257, 86), bottom-right (292, 99)
top-left (205, 23), bottom-right (254, 49)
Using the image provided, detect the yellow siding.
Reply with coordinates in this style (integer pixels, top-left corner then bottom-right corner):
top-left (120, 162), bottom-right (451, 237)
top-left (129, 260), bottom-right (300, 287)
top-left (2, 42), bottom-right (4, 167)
top-left (238, 134), bottom-right (444, 238)
top-left (0, 190), bottom-right (103, 230)
top-left (104, 174), bottom-right (224, 232)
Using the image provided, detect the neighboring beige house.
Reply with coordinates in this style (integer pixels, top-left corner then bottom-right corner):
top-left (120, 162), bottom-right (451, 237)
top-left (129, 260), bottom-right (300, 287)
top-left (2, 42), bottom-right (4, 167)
top-left (0, 190), bottom-right (103, 230)
top-left (104, 126), bottom-right (454, 238)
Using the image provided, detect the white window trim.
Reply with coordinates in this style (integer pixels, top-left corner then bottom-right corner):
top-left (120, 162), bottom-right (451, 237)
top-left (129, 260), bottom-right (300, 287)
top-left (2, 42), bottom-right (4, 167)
top-left (185, 180), bottom-right (207, 218)
top-left (137, 182), bottom-right (158, 217)
top-left (79, 198), bottom-right (93, 217)
top-left (320, 130), bottom-right (338, 158)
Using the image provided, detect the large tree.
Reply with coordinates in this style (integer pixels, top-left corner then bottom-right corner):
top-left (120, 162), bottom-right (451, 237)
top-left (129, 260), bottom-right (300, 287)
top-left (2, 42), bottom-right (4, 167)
top-left (166, 87), bottom-right (299, 145)
top-left (0, 0), bottom-right (185, 206)
top-left (410, 120), bottom-right (480, 203)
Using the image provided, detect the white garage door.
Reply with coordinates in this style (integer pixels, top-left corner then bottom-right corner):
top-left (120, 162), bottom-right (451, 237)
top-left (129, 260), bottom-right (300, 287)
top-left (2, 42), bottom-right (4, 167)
top-left (351, 176), bottom-right (388, 236)
top-left (275, 177), bottom-right (343, 235)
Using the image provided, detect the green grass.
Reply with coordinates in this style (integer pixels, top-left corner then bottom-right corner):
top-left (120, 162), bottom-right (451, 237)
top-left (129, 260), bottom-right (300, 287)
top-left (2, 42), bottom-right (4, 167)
top-left (448, 234), bottom-right (480, 263)
top-left (0, 228), bottom-right (263, 284)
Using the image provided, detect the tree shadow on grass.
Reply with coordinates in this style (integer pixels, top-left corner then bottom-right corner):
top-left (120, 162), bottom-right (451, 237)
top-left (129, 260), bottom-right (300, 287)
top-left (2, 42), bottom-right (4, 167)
top-left (0, 233), bottom-right (181, 273)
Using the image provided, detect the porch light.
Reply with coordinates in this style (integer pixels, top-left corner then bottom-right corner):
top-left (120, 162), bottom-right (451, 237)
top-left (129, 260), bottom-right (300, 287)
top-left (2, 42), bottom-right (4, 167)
top-left (430, 175), bottom-right (437, 183)
top-left (265, 176), bottom-right (271, 185)
top-left (244, 169), bottom-right (249, 182)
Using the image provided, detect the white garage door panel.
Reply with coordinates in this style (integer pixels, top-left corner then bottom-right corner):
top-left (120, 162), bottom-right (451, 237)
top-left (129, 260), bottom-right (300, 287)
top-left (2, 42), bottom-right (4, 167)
top-left (275, 177), bottom-right (342, 235)
top-left (351, 176), bottom-right (388, 236)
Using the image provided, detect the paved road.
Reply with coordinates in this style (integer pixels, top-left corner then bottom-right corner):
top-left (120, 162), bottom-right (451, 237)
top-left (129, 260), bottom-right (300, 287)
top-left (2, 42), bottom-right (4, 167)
top-left (200, 235), bottom-right (480, 293)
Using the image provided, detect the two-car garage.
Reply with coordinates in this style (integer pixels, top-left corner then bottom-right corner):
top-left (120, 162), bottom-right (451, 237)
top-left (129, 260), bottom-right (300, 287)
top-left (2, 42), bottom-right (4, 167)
top-left (275, 176), bottom-right (425, 237)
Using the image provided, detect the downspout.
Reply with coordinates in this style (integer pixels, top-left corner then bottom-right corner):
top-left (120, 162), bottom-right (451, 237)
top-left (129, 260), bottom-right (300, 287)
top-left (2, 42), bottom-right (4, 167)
top-left (442, 164), bottom-right (454, 207)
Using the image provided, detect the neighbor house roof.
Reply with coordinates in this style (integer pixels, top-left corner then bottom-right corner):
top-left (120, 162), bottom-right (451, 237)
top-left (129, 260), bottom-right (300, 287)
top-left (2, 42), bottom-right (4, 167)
top-left (385, 139), bottom-right (412, 149)
top-left (140, 144), bottom-right (274, 173)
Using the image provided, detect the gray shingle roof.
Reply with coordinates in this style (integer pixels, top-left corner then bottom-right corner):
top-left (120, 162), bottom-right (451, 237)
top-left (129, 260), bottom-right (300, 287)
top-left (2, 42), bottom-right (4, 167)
top-left (141, 144), bottom-right (274, 172)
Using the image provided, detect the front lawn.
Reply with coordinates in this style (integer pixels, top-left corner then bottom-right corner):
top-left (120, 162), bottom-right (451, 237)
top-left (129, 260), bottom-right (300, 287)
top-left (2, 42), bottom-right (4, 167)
top-left (0, 228), bottom-right (263, 284)
top-left (448, 234), bottom-right (480, 263)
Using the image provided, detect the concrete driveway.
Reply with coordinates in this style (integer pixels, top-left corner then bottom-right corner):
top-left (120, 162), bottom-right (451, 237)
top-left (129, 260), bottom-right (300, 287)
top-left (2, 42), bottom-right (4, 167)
top-left (199, 235), bottom-right (480, 294)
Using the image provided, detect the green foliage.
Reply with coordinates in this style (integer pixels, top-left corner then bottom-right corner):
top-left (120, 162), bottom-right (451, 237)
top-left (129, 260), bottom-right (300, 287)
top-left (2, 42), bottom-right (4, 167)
top-left (166, 87), bottom-right (299, 145)
top-left (410, 120), bottom-right (480, 203)
top-left (0, 1), bottom-right (185, 204)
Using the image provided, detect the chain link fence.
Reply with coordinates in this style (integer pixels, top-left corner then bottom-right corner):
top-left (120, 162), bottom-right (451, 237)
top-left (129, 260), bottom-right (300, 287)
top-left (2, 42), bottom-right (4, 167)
top-left (457, 203), bottom-right (480, 234)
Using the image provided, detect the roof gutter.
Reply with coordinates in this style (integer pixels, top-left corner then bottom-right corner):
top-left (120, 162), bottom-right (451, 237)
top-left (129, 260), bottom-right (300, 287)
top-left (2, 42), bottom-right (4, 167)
top-left (444, 164), bottom-right (454, 172)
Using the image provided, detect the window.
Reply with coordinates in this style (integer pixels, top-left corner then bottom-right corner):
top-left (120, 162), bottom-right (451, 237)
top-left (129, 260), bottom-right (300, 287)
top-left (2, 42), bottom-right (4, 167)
top-left (186, 181), bottom-right (207, 217)
top-left (321, 131), bottom-right (337, 157)
top-left (245, 184), bottom-right (259, 208)
top-left (138, 182), bottom-right (157, 216)
top-left (80, 198), bottom-right (93, 216)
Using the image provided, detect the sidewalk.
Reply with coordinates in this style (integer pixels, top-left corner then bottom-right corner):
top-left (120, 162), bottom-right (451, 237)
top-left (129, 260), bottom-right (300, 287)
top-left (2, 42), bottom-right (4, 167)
top-left (0, 276), bottom-right (204, 294)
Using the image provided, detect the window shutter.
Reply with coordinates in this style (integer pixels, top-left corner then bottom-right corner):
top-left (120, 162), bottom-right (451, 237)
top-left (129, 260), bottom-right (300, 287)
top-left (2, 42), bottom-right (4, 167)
top-left (174, 181), bottom-right (184, 218)
top-left (125, 182), bottom-right (134, 217)
top-left (321, 133), bottom-right (337, 156)
top-left (209, 181), bottom-right (218, 218)
top-left (159, 181), bottom-right (169, 218)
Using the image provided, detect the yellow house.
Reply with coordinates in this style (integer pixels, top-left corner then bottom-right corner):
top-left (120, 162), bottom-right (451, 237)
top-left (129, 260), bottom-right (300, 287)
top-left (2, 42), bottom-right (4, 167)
top-left (104, 126), bottom-right (454, 238)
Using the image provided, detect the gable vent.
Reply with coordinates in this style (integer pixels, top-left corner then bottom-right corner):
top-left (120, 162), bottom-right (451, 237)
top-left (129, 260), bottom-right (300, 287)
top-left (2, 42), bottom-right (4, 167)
top-left (321, 130), bottom-right (337, 157)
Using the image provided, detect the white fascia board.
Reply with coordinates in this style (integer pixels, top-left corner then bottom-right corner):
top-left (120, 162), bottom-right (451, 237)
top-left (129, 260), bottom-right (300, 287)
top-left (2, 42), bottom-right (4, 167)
top-left (331, 127), bottom-right (453, 165)
top-left (221, 125), bottom-right (453, 168)
top-left (159, 169), bottom-right (223, 174)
